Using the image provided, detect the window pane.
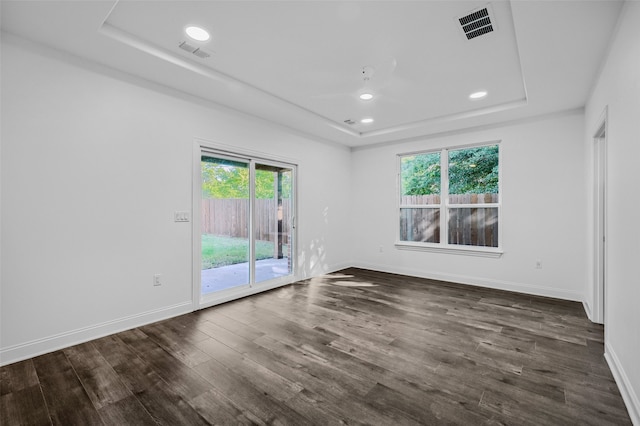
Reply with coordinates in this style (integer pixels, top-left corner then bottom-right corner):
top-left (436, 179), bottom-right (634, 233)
top-left (201, 157), bottom-right (250, 294)
top-left (400, 208), bottom-right (440, 243)
top-left (448, 207), bottom-right (498, 247)
top-left (448, 145), bottom-right (498, 204)
top-left (254, 164), bottom-right (293, 283)
top-left (401, 152), bottom-right (441, 205)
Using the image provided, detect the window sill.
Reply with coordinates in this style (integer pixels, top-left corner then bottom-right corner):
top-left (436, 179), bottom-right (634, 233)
top-left (394, 242), bottom-right (503, 258)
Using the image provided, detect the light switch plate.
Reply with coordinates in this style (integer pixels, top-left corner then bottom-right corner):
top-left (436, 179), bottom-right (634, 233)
top-left (174, 211), bottom-right (190, 222)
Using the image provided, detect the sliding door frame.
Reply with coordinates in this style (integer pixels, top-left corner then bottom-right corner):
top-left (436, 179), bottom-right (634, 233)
top-left (192, 139), bottom-right (298, 311)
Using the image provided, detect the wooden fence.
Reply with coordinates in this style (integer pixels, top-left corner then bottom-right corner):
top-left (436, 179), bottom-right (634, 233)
top-left (400, 193), bottom-right (498, 205)
top-left (201, 198), bottom-right (292, 243)
top-left (400, 193), bottom-right (499, 247)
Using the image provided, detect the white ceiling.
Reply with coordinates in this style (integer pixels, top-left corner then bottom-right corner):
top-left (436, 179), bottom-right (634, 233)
top-left (0, 1), bottom-right (624, 147)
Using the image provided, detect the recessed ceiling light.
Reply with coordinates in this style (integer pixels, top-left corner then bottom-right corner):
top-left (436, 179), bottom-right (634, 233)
top-left (185, 26), bottom-right (210, 42)
top-left (469, 91), bottom-right (488, 100)
top-left (359, 93), bottom-right (374, 101)
top-left (360, 118), bottom-right (374, 124)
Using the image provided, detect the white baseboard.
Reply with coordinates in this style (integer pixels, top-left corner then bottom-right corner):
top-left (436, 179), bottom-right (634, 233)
top-left (351, 261), bottom-right (583, 301)
top-left (605, 342), bottom-right (640, 425)
top-left (0, 262), bottom-right (355, 367)
top-left (582, 300), bottom-right (593, 321)
top-left (0, 301), bottom-right (193, 367)
top-left (0, 262), bottom-right (587, 367)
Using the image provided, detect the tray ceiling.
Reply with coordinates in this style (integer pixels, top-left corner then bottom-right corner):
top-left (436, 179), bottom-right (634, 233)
top-left (0, 1), bottom-right (624, 147)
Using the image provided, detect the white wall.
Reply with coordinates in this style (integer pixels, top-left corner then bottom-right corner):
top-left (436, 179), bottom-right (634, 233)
top-left (351, 111), bottom-right (587, 301)
top-left (3, 13), bottom-right (638, 423)
top-left (0, 36), bottom-right (352, 365)
top-left (585, 3), bottom-right (640, 423)
top-left (2, 11), bottom-right (638, 421)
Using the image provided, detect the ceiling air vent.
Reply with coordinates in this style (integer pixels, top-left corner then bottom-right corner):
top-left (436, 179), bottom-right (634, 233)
top-left (344, 119), bottom-right (356, 125)
top-left (458, 5), bottom-right (496, 40)
top-left (179, 41), bottom-right (212, 59)
top-left (179, 41), bottom-right (197, 53)
top-left (192, 48), bottom-right (210, 59)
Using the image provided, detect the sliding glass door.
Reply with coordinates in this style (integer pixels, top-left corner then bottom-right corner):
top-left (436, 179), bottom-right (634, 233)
top-left (254, 163), bottom-right (294, 283)
top-left (197, 150), bottom-right (296, 306)
top-left (200, 156), bottom-right (251, 294)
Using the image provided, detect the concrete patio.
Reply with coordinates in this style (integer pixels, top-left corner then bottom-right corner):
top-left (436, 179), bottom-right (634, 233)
top-left (201, 258), bottom-right (290, 294)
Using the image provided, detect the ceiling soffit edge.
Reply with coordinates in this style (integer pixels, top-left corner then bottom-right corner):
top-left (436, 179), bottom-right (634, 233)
top-left (360, 98), bottom-right (528, 138)
top-left (100, 1), bottom-right (529, 143)
top-left (351, 106), bottom-right (585, 152)
top-left (99, 22), bottom-right (361, 139)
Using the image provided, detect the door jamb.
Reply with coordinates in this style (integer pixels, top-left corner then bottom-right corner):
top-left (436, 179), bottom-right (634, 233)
top-left (592, 106), bottom-right (608, 325)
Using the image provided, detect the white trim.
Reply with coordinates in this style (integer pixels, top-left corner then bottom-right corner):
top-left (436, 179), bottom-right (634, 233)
top-left (442, 150), bottom-right (449, 245)
top-left (401, 204), bottom-right (441, 208)
top-left (592, 106), bottom-right (608, 325)
top-left (582, 300), bottom-right (593, 321)
top-left (397, 142), bottom-right (502, 253)
top-left (249, 161), bottom-right (257, 284)
top-left (395, 242), bottom-right (503, 258)
top-left (360, 98), bottom-right (528, 139)
top-left (192, 144), bottom-right (203, 311)
top-left (0, 302), bottom-right (193, 367)
top-left (352, 108), bottom-right (584, 153)
top-left (398, 139), bottom-right (502, 157)
top-left (352, 261), bottom-right (582, 301)
top-left (605, 342), bottom-right (640, 425)
top-left (198, 276), bottom-right (299, 311)
top-left (446, 203), bottom-right (499, 209)
top-left (195, 138), bottom-right (298, 166)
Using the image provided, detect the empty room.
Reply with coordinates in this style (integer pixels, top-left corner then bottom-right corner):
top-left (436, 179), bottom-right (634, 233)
top-left (1, 1), bottom-right (639, 424)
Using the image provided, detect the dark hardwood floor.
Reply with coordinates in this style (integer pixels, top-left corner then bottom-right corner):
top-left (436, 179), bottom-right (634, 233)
top-left (1, 268), bottom-right (632, 425)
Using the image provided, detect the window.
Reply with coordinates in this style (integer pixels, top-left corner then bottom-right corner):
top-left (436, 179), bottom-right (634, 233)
top-left (398, 143), bottom-right (501, 255)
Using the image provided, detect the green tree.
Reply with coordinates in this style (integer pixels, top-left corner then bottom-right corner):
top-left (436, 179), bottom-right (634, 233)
top-left (401, 145), bottom-right (498, 196)
top-left (202, 158), bottom-right (292, 199)
top-left (202, 159), bottom-right (249, 198)
top-left (401, 152), bottom-right (441, 195)
top-left (448, 145), bottom-right (499, 194)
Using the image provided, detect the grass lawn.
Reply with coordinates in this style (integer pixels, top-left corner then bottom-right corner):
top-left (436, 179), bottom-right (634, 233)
top-left (202, 234), bottom-right (276, 269)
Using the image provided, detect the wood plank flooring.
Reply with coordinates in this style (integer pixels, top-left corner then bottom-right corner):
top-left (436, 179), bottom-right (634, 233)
top-left (1, 268), bottom-right (632, 425)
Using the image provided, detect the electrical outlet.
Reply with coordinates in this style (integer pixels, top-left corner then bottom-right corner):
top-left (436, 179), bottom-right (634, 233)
top-left (535, 260), bottom-right (542, 269)
top-left (154, 274), bottom-right (162, 286)
top-left (379, 245), bottom-right (383, 253)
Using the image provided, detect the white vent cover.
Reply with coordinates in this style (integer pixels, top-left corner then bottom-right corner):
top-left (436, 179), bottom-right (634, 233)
top-left (179, 41), bottom-right (197, 53)
top-left (179, 41), bottom-right (212, 59)
top-left (457, 5), bottom-right (496, 40)
top-left (192, 48), bottom-right (210, 59)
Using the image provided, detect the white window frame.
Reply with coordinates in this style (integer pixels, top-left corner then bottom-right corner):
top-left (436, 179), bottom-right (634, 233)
top-left (395, 141), bottom-right (503, 258)
top-left (193, 138), bottom-right (299, 311)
